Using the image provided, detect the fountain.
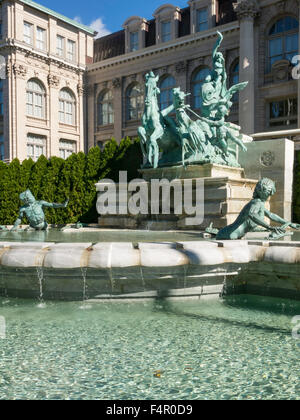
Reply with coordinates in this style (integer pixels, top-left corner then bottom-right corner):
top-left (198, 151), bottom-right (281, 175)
top-left (0, 31), bottom-right (299, 303)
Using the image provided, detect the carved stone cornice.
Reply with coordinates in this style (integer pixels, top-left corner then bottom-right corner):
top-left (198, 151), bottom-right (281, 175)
top-left (233, 0), bottom-right (260, 20)
top-left (13, 63), bottom-right (27, 78)
top-left (48, 74), bottom-right (60, 88)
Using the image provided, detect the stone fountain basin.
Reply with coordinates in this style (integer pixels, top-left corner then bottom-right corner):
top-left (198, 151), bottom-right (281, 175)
top-left (0, 240), bottom-right (299, 301)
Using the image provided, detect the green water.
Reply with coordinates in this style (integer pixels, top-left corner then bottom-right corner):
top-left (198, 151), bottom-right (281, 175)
top-left (0, 295), bottom-right (299, 400)
top-left (1, 229), bottom-right (300, 244)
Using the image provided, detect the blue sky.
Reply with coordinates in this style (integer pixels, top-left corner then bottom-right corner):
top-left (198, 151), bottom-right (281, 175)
top-left (35, 0), bottom-right (190, 37)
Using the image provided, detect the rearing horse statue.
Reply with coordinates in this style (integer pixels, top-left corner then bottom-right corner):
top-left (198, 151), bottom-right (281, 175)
top-left (138, 72), bottom-right (182, 169)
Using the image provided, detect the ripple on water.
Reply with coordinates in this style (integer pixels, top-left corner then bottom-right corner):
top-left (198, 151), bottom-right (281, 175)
top-left (0, 295), bottom-right (299, 400)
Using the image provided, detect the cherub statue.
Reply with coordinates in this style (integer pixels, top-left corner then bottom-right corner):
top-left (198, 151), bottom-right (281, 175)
top-left (214, 178), bottom-right (300, 240)
top-left (11, 190), bottom-right (69, 231)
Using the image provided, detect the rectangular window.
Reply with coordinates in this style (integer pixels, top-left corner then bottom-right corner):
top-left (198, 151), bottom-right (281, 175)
top-left (67, 40), bottom-right (76, 61)
top-left (59, 140), bottom-right (76, 159)
top-left (56, 35), bottom-right (64, 57)
top-left (269, 98), bottom-right (298, 127)
top-left (196, 8), bottom-right (208, 32)
top-left (130, 32), bottom-right (139, 52)
top-left (24, 22), bottom-right (33, 45)
top-left (0, 22), bottom-right (3, 39)
top-left (161, 21), bottom-right (171, 42)
top-left (36, 27), bottom-right (46, 50)
top-left (0, 134), bottom-right (4, 161)
top-left (27, 134), bottom-right (46, 161)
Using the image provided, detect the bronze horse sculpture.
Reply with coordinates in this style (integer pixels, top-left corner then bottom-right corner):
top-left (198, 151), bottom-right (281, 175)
top-left (138, 72), bottom-right (182, 169)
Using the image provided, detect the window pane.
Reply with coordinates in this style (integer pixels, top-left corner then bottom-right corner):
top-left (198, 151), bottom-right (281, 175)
top-left (67, 40), bottom-right (75, 61)
top-left (98, 90), bottom-right (114, 125)
top-left (159, 76), bottom-right (175, 110)
top-left (24, 22), bottom-right (32, 44)
top-left (285, 33), bottom-right (298, 53)
top-left (269, 38), bottom-right (283, 57)
top-left (162, 21), bottom-right (171, 42)
top-left (130, 32), bottom-right (139, 52)
top-left (197, 9), bottom-right (208, 32)
top-left (269, 98), bottom-right (298, 127)
top-left (36, 27), bottom-right (46, 50)
top-left (57, 36), bottom-right (64, 56)
top-left (27, 135), bottom-right (46, 161)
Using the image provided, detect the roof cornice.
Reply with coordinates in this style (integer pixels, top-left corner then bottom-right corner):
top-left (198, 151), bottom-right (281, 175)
top-left (89, 21), bottom-right (239, 72)
top-left (12, 0), bottom-right (97, 36)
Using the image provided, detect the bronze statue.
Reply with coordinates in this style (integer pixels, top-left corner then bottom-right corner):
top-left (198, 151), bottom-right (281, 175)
top-left (11, 190), bottom-right (69, 231)
top-left (214, 178), bottom-right (300, 240)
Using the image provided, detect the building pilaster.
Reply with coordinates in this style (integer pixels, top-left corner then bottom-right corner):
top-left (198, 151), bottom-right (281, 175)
top-left (234, 0), bottom-right (260, 135)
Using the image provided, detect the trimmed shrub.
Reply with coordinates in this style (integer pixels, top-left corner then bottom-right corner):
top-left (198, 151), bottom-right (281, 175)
top-left (0, 137), bottom-right (143, 225)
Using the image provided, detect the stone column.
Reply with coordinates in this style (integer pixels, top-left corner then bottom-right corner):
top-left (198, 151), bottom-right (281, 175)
top-left (234, 0), bottom-right (259, 135)
top-left (13, 64), bottom-right (27, 161)
top-left (87, 84), bottom-right (96, 149)
top-left (77, 78), bottom-right (85, 153)
top-left (112, 78), bottom-right (123, 141)
top-left (48, 73), bottom-right (60, 157)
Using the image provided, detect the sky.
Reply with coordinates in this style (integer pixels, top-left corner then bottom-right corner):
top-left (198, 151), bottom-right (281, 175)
top-left (33, 0), bottom-right (190, 37)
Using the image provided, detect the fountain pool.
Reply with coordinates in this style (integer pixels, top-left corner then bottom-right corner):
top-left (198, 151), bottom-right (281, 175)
top-left (0, 294), bottom-right (299, 400)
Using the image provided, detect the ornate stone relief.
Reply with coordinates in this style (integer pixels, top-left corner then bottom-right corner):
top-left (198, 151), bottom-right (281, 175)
top-left (48, 74), bottom-right (60, 88)
top-left (112, 78), bottom-right (121, 89)
top-left (13, 64), bottom-right (27, 78)
top-left (175, 61), bottom-right (188, 74)
top-left (260, 151), bottom-right (275, 167)
top-left (234, 0), bottom-right (260, 20)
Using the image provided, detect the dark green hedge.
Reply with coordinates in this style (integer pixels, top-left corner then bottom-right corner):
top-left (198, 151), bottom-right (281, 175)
top-left (0, 137), bottom-right (143, 225)
top-left (293, 150), bottom-right (300, 223)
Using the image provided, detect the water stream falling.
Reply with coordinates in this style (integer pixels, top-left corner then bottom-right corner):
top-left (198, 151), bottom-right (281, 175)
top-left (79, 267), bottom-right (91, 310)
top-left (140, 267), bottom-right (146, 291)
top-left (81, 267), bottom-right (88, 301)
top-left (107, 243), bottom-right (115, 293)
top-left (36, 266), bottom-right (46, 308)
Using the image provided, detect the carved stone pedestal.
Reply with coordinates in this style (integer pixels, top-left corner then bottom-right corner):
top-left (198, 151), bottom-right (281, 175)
top-left (96, 164), bottom-right (258, 231)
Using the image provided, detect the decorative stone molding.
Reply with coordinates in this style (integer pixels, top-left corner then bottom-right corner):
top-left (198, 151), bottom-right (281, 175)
top-left (175, 61), bottom-right (188, 74)
top-left (153, 4), bottom-right (182, 43)
top-left (233, 0), bottom-right (260, 20)
top-left (123, 16), bottom-right (149, 52)
top-left (271, 60), bottom-right (292, 83)
top-left (277, 1), bottom-right (286, 11)
top-left (112, 78), bottom-right (121, 89)
top-left (48, 74), bottom-right (60, 88)
top-left (85, 85), bottom-right (94, 96)
top-left (13, 64), bottom-right (27, 78)
top-left (77, 82), bottom-right (84, 96)
top-left (260, 151), bottom-right (275, 167)
top-left (6, 62), bottom-right (12, 78)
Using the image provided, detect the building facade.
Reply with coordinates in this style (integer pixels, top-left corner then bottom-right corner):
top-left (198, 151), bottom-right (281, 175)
top-left (1, 0), bottom-right (300, 162)
top-left (87, 0), bottom-right (300, 149)
top-left (0, 0), bottom-right (95, 162)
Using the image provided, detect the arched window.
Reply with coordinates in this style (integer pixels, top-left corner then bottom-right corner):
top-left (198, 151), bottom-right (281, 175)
top-left (26, 79), bottom-right (46, 118)
top-left (230, 60), bottom-right (239, 105)
top-left (98, 90), bottom-right (114, 126)
top-left (268, 16), bottom-right (299, 70)
top-left (159, 75), bottom-right (176, 110)
top-left (192, 67), bottom-right (210, 109)
top-left (59, 89), bottom-right (76, 125)
top-left (126, 83), bottom-right (143, 121)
